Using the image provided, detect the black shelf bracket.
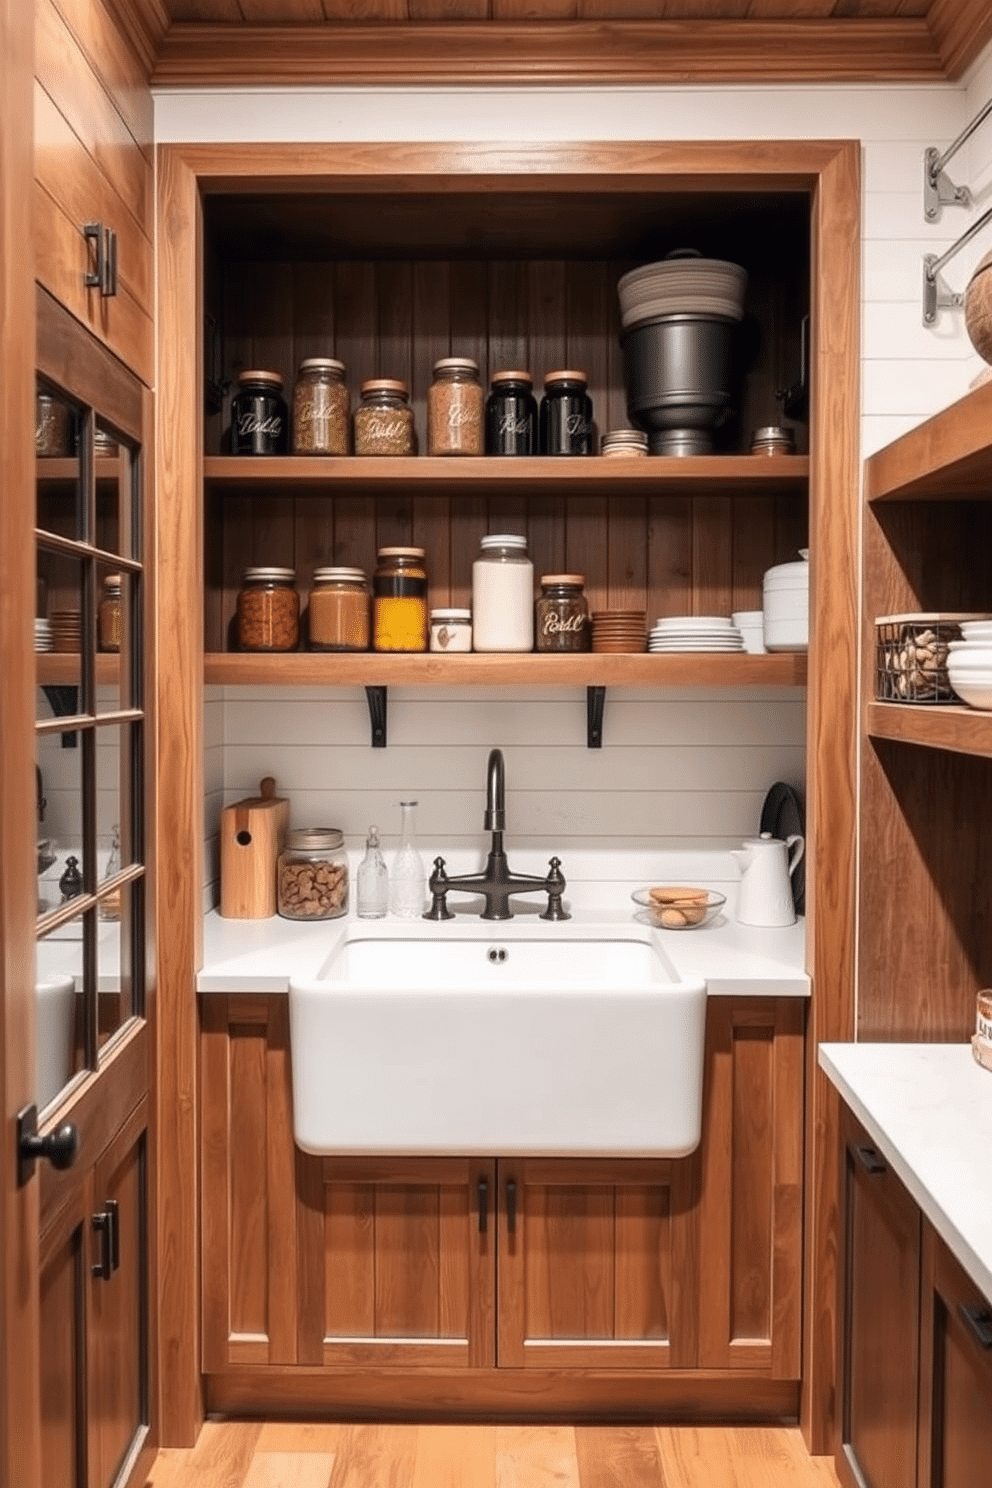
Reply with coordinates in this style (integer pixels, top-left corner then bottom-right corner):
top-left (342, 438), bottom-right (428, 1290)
top-left (42, 686), bottom-right (79, 748)
top-left (365, 685), bottom-right (387, 748)
top-left (587, 686), bottom-right (606, 748)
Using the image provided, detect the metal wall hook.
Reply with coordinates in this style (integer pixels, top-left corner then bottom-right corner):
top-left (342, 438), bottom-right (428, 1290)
top-left (923, 97), bottom-right (992, 222)
top-left (922, 204), bottom-right (992, 326)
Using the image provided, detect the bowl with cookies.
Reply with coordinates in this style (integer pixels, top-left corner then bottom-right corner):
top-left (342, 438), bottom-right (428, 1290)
top-left (632, 885), bottom-right (726, 930)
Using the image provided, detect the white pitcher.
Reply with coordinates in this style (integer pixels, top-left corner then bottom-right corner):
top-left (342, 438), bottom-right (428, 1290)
top-left (731, 831), bottom-right (805, 927)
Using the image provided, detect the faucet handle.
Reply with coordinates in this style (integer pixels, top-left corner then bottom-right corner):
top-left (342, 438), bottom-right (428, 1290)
top-left (540, 856), bottom-right (570, 922)
top-left (423, 856), bottom-right (455, 921)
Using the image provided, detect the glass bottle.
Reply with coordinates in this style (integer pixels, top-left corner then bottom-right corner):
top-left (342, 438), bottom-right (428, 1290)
top-left (356, 824), bottom-right (389, 919)
top-left (99, 823), bottom-right (122, 922)
top-left (389, 800), bottom-right (426, 919)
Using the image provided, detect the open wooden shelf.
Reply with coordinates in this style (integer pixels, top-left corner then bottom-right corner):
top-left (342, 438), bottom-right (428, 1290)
top-left (203, 650), bottom-right (807, 688)
top-left (204, 453), bottom-right (809, 498)
top-left (865, 381), bottom-right (992, 504)
top-left (37, 654), bottom-right (120, 685)
top-left (37, 457), bottom-right (122, 485)
top-left (866, 701), bottom-right (992, 758)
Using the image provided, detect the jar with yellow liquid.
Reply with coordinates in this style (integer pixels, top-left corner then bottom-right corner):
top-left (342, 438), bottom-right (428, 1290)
top-left (372, 547), bottom-right (428, 652)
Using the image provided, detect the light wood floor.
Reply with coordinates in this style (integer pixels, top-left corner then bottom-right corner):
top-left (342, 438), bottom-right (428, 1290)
top-left (144, 1421), bottom-right (842, 1488)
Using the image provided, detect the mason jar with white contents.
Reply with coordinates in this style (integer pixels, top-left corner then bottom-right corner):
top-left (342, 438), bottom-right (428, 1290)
top-left (472, 534), bottom-right (534, 652)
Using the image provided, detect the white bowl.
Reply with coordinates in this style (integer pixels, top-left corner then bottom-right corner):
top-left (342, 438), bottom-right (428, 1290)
top-left (947, 676), bottom-right (992, 709)
top-left (947, 642), bottom-right (992, 665)
top-left (763, 615), bottom-right (808, 651)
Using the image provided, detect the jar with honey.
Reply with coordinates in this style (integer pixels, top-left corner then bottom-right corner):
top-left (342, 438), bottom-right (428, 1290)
top-left (372, 548), bottom-right (428, 652)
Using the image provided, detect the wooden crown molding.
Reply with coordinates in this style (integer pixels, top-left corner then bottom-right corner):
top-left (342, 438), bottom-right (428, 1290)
top-left (103, 0), bottom-right (169, 76)
top-left (152, 18), bottom-right (944, 88)
top-left (926, 0), bottom-right (992, 80)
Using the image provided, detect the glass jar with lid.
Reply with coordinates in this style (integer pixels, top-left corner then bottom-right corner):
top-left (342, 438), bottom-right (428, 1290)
top-left (307, 567), bottom-right (370, 651)
top-left (472, 534), bottom-right (534, 653)
top-left (98, 574), bottom-right (123, 652)
top-left (540, 369), bottom-right (593, 456)
top-left (277, 827), bottom-right (349, 920)
top-left (353, 379), bottom-right (416, 457)
top-left (536, 574), bottom-right (590, 653)
top-left (230, 370), bottom-right (288, 456)
top-left (486, 371), bottom-right (537, 456)
top-left (292, 358), bottom-right (350, 455)
top-left (428, 357), bottom-right (483, 456)
top-left (429, 608), bottom-right (472, 653)
top-left (372, 547), bottom-right (428, 652)
top-left (237, 567), bottom-right (300, 652)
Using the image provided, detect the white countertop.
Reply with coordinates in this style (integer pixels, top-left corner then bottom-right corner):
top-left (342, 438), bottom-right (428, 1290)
top-left (820, 1042), bottom-right (992, 1305)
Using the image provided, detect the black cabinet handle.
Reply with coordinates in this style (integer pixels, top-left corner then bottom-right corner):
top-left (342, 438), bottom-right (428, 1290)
top-left (506, 1178), bottom-right (517, 1233)
top-left (92, 1209), bottom-right (113, 1281)
top-left (478, 1178), bottom-right (488, 1234)
top-left (854, 1144), bottom-right (886, 1175)
top-left (960, 1302), bottom-right (992, 1350)
top-left (104, 226), bottom-right (118, 298)
top-left (106, 1198), bottom-right (120, 1273)
top-left (83, 223), bottom-right (117, 298)
top-left (16, 1105), bottom-right (78, 1187)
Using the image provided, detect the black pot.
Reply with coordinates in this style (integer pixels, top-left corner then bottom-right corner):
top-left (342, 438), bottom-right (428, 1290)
top-left (621, 314), bottom-right (735, 455)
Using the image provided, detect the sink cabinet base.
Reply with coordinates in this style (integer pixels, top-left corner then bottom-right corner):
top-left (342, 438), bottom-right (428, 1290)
top-left (200, 992), bottom-right (804, 1413)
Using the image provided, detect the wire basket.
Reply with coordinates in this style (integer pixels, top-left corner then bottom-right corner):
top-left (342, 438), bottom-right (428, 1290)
top-left (874, 614), bottom-right (962, 703)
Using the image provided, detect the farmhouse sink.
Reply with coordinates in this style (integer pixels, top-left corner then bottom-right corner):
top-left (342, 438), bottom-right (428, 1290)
top-left (288, 927), bottom-right (707, 1158)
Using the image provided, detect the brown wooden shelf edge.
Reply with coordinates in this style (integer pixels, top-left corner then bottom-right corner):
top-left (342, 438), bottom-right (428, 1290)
top-left (866, 700), bottom-right (992, 758)
top-left (865, 381), bottom-right (992, 503)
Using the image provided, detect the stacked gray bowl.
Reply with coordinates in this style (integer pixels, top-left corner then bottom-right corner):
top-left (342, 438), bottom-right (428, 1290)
top-left (618, 250), bottom-right (748, 456)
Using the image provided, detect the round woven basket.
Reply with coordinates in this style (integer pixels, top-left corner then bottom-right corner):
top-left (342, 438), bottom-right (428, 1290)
top-left (965, 249), bottom-right (992, 364)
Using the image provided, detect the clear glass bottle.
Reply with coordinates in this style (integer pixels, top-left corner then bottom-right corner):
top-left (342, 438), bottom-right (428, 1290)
top-left (389, 800), bottom-right (426, 919)
top-left (356, 824), bottom-right (389, 919)
top-left (98, 824), bottom-right (122, 922)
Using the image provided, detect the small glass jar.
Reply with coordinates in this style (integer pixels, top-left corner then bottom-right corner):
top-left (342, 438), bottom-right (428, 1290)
top-left (486, 371), bottom-right (537, 456)
top-left (373, 547), bottom-right (428, 652)
top-left (428, 357), bottom-right (483, 456)
top-left (292, 358), bottom-right (350, 455)
top-left (230, 370), bottom-right (289, 456)
top-left (536, 573), bottom-right (590, 653)
top-left (277, 827), bottom-right (349, 920)
top-left (472, 534), bottom-right (534, 653)
top-left (35, 392), bottom-right (74, 457)
top-left (98, 574), bottom-right (122, 653)
top-left (540, 369), bottom-right (593, 456)
top-left (353, 379), bottom-right (415, 457)
top-left (308, 567), bottom-right (370, 651)
top-left (429, 608), bottom-right (472, 653)
top-left (237, 567), bottom-right (300, 652)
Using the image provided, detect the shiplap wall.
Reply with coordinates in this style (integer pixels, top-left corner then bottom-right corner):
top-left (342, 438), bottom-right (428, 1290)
top-left (155, 55), bottom-right (992, 908)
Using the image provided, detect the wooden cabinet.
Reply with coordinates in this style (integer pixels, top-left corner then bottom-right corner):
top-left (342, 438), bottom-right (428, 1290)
top-left (919, 1221), bottom-right (992, 1487)
top-left (200, 991), bottom-right (804, 1415)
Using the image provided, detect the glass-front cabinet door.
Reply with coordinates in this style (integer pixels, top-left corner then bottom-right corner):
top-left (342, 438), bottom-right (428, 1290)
top-left (34, 290), bottom-right (155, 1488)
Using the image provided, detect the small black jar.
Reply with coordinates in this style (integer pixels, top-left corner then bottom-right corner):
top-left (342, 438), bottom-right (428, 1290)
top-left (540, 369), bottom-right (593, 456)
top-left (230, 370), bottom-right (289, 456)
top-left (485, 370), bottom-right (537, 456)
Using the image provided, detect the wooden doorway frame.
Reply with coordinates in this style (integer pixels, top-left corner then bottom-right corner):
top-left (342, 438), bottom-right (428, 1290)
top-left (155, 138), bottom-right (860, 1452)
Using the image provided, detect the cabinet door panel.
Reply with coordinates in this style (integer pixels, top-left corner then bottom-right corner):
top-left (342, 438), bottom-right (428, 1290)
top-left (497, 1158), bottom-right (698, 1370)
top-left (40, 1187), bottom-right (91, 1488)
top-left (919, 1223), bottom-right (992, 1488)
top-left (839, 1111), bottom-right (920, 1488)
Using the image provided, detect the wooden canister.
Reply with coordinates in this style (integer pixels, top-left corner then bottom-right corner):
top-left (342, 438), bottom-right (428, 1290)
top-left (220, 776), bottom-right (289, 919)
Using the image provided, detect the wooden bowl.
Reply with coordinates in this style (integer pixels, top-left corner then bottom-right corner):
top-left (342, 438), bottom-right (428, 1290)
top-left (964, 249), bottom-right (992, 364)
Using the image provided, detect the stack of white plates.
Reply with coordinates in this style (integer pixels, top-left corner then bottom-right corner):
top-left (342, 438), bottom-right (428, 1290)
top-left (648, 616), bottom-right (744, 653)
top-left (947, 622), bottom-right (992, 709)
top-left (35, 618), bottom-right (53, 653)
top-left (618, 255), bottom-right (748, 331)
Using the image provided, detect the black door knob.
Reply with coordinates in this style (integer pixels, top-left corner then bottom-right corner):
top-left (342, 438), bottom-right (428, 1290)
top-left (17, 1105), bottom-right (79, 1186)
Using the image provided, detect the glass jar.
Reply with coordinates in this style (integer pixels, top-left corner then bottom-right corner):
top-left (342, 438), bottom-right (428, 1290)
top-left (35, 392), bottom-right (74, 457)
top-left (373, 547), bottom-right (428, 652)
top-left (540, 369), bottom-right (593, 456)
top-left (428, 357), bottom-right (483, 456)
top-left (98, 574), bottom-right (122, 652)
top-left (237, 567), bottom-right (300, 652)
top-left (308, 567), bottom-right (370, 651)
top-left (277, 827), bottom-right (349, 920)
top-left (429, 608), bottom-right (472, 653)
top-left (536, 573), bottom-right (590, 653)
top-left (230, 370), bottom-right (288, 456)
top-left (486, 371), bottom-right (537, 456)
top-left (292, 358), bottom-right (350, 455)
top-left (353, 379), bottom-right (415, 457)
top-left (472, 534), bottom-right (534, 653)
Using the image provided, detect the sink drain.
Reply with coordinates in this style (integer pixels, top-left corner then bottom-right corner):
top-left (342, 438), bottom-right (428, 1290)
top-left (487, 945), bottom-right (508, 964)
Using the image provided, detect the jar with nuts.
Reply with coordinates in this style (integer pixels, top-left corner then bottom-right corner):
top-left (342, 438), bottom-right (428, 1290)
top-left (277, 828), bottom-right (349, 920)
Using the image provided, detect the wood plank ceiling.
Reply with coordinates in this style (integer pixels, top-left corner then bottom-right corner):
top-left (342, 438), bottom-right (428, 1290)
top-left (132, 0), bottom-right (992, 91)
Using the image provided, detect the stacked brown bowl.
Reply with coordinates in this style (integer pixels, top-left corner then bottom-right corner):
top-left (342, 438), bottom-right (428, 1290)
top-left (591, 610), bottom-right (647, 653)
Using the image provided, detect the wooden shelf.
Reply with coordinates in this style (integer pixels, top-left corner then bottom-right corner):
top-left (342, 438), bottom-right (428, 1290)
top-left (866, 701), bottom-right (992, 758)
top-left (37, 654), bottom-right (120, 685)
top-left (204, 453), bottom-right (809, 498)
top-left (37, 457), bottom-right (122, 485)
top-left (204, 650), bottom-right (807, 688)
top-left (865, 381), bottom-right (992, 503)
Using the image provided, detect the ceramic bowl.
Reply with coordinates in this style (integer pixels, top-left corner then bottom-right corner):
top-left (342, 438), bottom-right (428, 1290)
top-left (947, 642), bottom-right (992, 666)
top-left (946, 672), bottom-right (992, 710)
top-left (632, 886), bottom-right (726, 930)
top-left (958, 621), bottom-right (992, 642)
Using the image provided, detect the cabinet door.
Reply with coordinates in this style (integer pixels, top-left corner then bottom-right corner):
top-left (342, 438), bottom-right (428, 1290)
top-left (838, 1111), bottom-right (921, 1488)
top-left (697, 997), bottom-right (804, 1376)
top-left (496, 1158), bottom-right (698, 1370)
top-left (40, 1181), bottom-right (92, 1488)
top-left (918, 1222), bottom-right (992, 1488)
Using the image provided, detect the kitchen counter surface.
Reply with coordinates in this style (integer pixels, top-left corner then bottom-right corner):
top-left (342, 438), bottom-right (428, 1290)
top-left (196, 900), bottom-right (809, 996)
top-left (820, 1041), bottom-right (992, 1305)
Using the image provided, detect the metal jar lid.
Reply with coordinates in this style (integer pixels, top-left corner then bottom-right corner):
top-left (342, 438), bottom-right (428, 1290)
top-left (242, 566), bottom-right (296, 583)
top-left (285, 827), bottom-right (344, 851)
top-left (312, 566), bottom-right (367, 583)
top-left (750, 425), bottom-right (795, 452)
top-left (298, 357), bottom-right (347, 376)
top-left (376, 546), bottom-right (425, 560)
top-left (490, 369), bottom-right (533, 387)
top-left (238, 369), bottom-right (284, 388)
top-left (480, 534), bottom-right (527, 550)
top-left (430, 608), bottom-right (472, 621)
top-left (360, 377), bottom-right (409, 397)
top-left (544, 369), bottom-right (588, 387)
top-left (540, 573), bottom-right (585, 587)
top-left (432, 356), bottom-right (479, 375)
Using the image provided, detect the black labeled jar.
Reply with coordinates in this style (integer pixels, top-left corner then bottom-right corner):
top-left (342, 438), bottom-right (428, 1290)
top-left (540, 370), bottom-right (593, 456)
top-left (231, 370), bottom-right (288, 456)
top-left (536, 573), bottom-right (590, 652)
top-left (486, 370), bottom-right (537, 456)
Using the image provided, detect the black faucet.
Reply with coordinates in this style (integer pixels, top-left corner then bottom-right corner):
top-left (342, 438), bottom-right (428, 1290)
top-left (424, 748), bottom-right (569, 922)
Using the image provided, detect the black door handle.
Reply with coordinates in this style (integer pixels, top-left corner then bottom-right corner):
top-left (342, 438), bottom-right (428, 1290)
top-left (854, 1143), bottom-right (886, 1175)
top-left (16, 1104), bottom-right (79, 1186)
top-left (506, 1178), bottom-right (517, 1233)
top-left (92, 1209), bottom-right (113, 1281)
top-left (960, 1302), bottom-right (992, 1350)
top-left (478, 1177), bottom-right (488, 1234)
